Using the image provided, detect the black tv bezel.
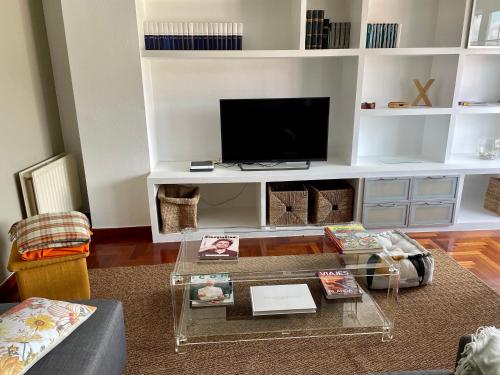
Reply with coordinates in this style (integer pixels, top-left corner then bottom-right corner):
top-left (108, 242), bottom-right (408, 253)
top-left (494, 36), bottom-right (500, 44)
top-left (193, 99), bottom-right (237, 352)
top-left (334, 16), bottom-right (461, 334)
top-left (220, 97), bottom-right (330, 164)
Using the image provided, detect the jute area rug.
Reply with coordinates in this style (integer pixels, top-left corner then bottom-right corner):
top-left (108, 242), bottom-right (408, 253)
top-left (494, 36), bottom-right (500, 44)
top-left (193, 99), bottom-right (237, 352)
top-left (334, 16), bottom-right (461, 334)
top-left (89, 249), bottom-right (500, 375)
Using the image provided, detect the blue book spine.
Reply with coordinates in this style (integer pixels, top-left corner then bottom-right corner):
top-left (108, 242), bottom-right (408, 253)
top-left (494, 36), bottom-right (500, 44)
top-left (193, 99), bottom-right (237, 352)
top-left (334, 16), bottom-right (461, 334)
top-left (227, 23), bottom-right (233, 50)
top-left (144, 21), bottom-right (151, 50)
top-left (202, 23), bottom-right (209, 50)
top-left (173, 23), bottom-right (179, 50)
top-left (188, 23), bottom-right (194, 50)
top-left (218, 23), bottom-right (224, 50)
top-left (208, 23), bottom-right (214, 50)
top-left (232, 22), bottom-right (238, 51)
top-left (154, 22), bottom-right (161, 50)
top-left (214, 23), bottom-right (220, 50)
top-left (194, 23), bottom-right (200, 50)
top-left (237, 23), bottom-right (243, 50)
top-left (166, 23), bottom-right (173, 50)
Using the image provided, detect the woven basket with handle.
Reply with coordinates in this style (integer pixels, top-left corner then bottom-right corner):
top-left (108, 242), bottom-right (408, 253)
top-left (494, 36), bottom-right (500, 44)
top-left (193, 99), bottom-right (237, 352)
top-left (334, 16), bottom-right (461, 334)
top-left (158, 185), bottom-right (200, 233)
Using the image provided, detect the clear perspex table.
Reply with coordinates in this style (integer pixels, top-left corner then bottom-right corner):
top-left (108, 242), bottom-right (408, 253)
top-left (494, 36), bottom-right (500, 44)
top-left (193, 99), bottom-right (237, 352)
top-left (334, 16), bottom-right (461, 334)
top-left (171, 227), bottom-right (399, 353)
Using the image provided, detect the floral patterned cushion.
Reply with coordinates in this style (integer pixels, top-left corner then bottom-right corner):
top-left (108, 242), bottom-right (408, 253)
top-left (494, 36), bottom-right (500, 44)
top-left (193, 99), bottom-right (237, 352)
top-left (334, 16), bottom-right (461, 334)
top-left (0, 297), bottom-right (96, 375)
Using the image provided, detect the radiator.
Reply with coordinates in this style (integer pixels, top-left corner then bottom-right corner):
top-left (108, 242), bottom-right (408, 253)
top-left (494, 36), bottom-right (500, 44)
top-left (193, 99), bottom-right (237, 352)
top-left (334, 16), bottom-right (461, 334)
top-left (19, 153), bottom-right (82, 216)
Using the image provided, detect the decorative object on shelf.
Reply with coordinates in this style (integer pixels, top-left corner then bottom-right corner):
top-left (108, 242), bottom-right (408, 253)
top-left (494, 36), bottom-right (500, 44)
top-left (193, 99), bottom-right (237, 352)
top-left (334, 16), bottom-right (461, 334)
top-left (307, 181), bottom-right (353, 225)
top-left (366, 23), bottom-right (401, 48)
top-left (458, 101), bottom-right (500, 107)
top-left (267, 183), bottom-right (308, 226)
top-left (411, 79), bottom-right (435, 107)
top-left (361, 102), bottom-right (376, 109)
top-left (484, 177), bottom-right (500, 215)
top-left (468, 0), bottom-right (500, 48)
top-left (305, 10), bottom-right (350, 49)
top-left (478, 137), bottom-right (500, 160)
top-left (144, 21), bottom-right (243, 51)
top-left (157, 185), bottom-right (200, 233)
top-left (388, 101), bottom-right (409, 108)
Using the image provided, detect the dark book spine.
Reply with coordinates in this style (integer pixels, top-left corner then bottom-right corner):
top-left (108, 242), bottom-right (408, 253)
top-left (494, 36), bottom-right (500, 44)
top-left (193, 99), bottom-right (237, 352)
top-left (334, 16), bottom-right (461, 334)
top-left (344, 22), bottom-right (350, 48)
top-left (144, 21), bottom-right (152, 50)
top-left (221, 23), bottom-right (227, 50)
top-left (214, 23), bottom-right (219, 50)
top-left (311, 10), bottom-right (319, 49)
top-left (152, 22), bottom-right (159, 50)
top-left (316, 10), bottom-right (324, 49)
top-left (305, 10), bottom-right (313, 49)
top-left (187, 23), bottom-right (194, 50)
top-left (321, 18), bottom-right (329, 49)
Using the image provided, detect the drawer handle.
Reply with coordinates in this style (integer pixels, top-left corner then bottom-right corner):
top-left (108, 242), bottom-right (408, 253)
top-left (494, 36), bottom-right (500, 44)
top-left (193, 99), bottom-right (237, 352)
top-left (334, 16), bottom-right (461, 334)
top-left (375, 178), bottom-right (397, 181)
top-left (422, 202), bottom-right (448, 206)
top-left (425, 176), bottom-right (445, 179)
top-left (376, 203), bottom-right (397, 207)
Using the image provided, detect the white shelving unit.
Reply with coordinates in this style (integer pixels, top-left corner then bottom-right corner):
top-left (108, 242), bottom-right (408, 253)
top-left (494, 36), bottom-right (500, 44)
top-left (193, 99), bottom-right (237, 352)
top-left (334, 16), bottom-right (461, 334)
top-left (134, 0), bottom-right (500, 242)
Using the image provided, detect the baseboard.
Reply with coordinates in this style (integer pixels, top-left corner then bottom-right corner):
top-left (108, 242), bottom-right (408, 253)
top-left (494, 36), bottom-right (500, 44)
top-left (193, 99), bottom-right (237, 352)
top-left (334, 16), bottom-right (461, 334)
top-left (91, 226), bottom-right (152, 241)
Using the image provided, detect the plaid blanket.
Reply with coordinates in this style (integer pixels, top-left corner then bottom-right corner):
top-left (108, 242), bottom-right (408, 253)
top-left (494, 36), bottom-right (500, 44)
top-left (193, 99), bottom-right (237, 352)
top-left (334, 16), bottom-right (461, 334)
top-left (9, 211), bottom-right (91, 254)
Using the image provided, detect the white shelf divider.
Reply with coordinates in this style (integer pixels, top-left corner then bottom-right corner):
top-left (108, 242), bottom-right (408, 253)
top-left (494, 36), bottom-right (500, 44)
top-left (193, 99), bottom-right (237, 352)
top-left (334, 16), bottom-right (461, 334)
top-left (360, 107), bottom-right (453, 116)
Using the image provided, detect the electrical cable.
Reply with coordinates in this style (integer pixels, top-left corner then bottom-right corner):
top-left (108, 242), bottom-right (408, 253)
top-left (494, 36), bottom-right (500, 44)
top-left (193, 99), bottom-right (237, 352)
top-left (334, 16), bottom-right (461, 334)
top-left (200, 184), bottom-right (248, 207)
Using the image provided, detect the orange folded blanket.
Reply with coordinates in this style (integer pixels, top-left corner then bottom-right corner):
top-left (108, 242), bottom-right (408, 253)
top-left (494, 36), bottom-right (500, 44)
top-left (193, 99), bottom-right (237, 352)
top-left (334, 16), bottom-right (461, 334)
top-left (21, 243), bottom-right (90, 261)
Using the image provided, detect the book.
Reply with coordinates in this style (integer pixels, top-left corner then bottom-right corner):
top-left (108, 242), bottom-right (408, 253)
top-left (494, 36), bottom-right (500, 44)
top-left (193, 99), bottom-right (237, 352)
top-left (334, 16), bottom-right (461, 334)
top-left (250, 284), bottom-right (316, 316)
top-left (311, 10), bottom-right (319, 49)
top-left (306, 10), bottom-right (313, 49)
top-left (318, 270), bottom-right (363, 300)
top-left (316, 10), bottom-right (325, 49)
top-left (325, 223), bottom-right (383, 254)
top-left (198, 235), bottom-right (239, 260)
top-left (321, 18), bottom-right (330, 49)
top-left (190, 273), bottom-right (234, 307)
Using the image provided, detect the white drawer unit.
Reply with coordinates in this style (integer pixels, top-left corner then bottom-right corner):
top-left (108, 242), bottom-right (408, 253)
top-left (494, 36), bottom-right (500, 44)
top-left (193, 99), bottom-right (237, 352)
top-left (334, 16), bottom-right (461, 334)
top-left (410, 176), bottom-right (459, 201)
top-left (364, 178), bottom-right (411, 203)
top-left (362, 203), bottom-right (409, 229)
top-left (408, 201), bottom-right (455, 227)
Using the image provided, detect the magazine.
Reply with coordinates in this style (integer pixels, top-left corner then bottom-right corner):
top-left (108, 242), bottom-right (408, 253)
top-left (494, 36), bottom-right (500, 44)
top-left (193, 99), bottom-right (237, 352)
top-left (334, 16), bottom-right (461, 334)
top-left (318, 270), bottom-right (363, 300)
top-left (198, 235), bottom-right (239, 260)
top-left (325, 223), bottom-right (383, 254)
top-left (189, 273), bottom-right (234, 308)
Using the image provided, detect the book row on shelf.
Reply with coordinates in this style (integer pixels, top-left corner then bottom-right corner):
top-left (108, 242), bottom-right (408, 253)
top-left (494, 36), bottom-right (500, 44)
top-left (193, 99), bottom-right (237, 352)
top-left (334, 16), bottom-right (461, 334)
top-left (305, 10), bottom-right (351, 49)
top-left (143, 21), bottom-right (243, 51)
top-left (366, 23), bottom-right (401, 48)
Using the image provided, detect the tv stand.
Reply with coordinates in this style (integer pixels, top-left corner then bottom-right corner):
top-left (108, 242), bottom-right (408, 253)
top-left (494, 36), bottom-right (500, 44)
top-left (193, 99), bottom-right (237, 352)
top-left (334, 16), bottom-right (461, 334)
top-left (238, 161), bottom-right (310, 171)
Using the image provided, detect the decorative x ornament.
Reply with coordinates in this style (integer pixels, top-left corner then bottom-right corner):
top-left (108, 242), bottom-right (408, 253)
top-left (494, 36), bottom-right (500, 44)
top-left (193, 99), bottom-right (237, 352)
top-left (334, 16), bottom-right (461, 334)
top-left (411, 79), bottom-right (435, 107)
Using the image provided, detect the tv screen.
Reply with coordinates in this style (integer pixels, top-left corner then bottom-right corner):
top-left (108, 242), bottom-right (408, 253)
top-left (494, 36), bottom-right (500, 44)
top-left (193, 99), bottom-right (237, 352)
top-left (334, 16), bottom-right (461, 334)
top-left (220, 97), bottom-right (330, 163)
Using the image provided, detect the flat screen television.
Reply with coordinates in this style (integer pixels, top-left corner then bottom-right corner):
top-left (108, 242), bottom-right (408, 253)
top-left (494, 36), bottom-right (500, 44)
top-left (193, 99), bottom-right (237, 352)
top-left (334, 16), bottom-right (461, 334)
top-left (220, 97), bottom-right (330, 163)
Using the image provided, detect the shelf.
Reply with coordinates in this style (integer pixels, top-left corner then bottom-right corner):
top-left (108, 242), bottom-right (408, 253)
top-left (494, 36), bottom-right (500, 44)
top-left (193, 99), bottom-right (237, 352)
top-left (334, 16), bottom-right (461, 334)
top-left (198, 207), bottom-right (260, 228)
top-left (360, 107), bottom-right (452, 116)
top-left (363, 48), bottom-right (461, 56)
top-left (464, 48), bottom-right (500, 55)
top-left (457, 174), bottom-right (500, 229)
top-left (142, 49), bottom-right (360, 59)
top-left (456, 106), bottom-right (500, 114)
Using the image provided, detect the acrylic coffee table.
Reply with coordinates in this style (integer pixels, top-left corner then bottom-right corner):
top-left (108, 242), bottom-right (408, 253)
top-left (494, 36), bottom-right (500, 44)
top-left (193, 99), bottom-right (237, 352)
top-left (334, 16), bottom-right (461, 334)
top-left (170, 227), bottom-right (399, 353)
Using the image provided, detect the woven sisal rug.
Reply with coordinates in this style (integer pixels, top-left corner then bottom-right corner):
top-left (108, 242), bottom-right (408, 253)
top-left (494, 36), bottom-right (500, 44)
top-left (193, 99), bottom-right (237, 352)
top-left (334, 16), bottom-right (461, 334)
top-left (89, 249), bottom-right (500, 375)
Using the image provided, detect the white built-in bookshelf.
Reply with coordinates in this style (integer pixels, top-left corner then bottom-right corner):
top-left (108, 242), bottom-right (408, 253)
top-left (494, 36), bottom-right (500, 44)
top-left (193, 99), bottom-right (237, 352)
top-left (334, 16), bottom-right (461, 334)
top-left (135, 0), bottom-right (500, 242)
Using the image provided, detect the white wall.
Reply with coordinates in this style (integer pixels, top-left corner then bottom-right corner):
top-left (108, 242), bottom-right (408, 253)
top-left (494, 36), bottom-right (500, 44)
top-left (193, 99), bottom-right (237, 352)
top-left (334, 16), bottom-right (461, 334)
top-left (45, 0), bottom-right (151, 228)
top-left (0, 1), bottom-right (64, 282)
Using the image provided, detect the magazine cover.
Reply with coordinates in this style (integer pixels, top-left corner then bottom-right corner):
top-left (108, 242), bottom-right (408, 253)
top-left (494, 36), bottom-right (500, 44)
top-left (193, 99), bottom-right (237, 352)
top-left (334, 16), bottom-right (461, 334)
top-left (189, 273), bottom-right (234, 307)
top-left (317, 270), bottom-right (363, 299)
top-left (325, 223), bottom-right (382, 252)
top-left (198, 235), bottom-right (239, 260)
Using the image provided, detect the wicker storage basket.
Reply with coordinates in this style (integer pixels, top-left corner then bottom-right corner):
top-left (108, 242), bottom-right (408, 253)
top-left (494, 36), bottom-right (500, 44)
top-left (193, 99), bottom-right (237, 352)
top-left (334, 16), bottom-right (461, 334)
top-left (307, 181), bottom-right (354, 224)
top-left (484, 177), bottom-right (500, 215)
top-left (267, 183), bottom-right (308, 226)
top-left (158, 185), bottom-right (200, 233)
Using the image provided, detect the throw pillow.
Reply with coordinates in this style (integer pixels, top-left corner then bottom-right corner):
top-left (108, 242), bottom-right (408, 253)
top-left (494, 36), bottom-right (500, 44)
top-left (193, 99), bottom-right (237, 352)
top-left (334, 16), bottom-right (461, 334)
top-left (0, 297), bottom-right (96, 375)
top-left (9, 211), bottom-right (91, 254)
top-left (456, 326), bottom-right (500, 375)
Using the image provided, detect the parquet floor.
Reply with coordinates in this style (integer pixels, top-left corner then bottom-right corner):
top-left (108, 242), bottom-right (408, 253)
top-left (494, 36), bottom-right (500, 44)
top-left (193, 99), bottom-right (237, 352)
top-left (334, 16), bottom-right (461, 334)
top-left (2, 229), bottom-right (499, 302)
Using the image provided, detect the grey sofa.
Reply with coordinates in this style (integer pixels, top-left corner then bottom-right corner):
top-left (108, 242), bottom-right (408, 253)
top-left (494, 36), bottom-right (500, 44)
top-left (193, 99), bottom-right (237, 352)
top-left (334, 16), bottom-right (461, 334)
top-left (365, 335), bottom-right (472, 375)
top-left (0, 299), bottom-right (127, 375)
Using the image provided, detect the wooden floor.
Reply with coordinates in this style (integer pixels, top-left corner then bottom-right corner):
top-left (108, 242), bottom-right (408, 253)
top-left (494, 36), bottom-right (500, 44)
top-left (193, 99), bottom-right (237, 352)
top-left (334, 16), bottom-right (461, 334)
top-left (2, 229), bottom-right (499, 302)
